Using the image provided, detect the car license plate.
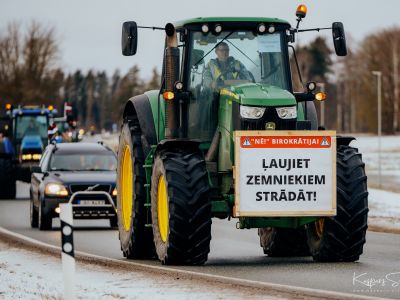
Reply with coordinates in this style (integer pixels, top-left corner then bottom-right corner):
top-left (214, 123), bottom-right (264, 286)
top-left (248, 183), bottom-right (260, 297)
top-left (79, 200), bottom-right (105, 205)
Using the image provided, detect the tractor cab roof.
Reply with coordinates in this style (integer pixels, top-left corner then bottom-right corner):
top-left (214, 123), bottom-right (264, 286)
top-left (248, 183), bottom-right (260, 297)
top-left (174, 17), bottom-right (290, 29)
top-left (10, 105), bottom-right (57, 117)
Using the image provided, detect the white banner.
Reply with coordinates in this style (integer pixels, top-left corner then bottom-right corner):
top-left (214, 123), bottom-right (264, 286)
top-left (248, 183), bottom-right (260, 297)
top-left (234, 131), bottom-right (336, 217)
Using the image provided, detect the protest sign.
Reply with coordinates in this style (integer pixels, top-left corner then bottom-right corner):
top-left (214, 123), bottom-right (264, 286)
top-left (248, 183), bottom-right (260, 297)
top-left (234, 131), bottom-right (336, 217)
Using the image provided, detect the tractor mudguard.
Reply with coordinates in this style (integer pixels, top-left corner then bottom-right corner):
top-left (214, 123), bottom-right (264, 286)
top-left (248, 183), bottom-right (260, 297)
top-left (337, 135), bottom-right (355, 147)
top-left (303, 101), bottom-right (318, 130)
top-left (155, 139), bottom-right (201, 154)
top-left (123, 94), bottom-right (158, 156)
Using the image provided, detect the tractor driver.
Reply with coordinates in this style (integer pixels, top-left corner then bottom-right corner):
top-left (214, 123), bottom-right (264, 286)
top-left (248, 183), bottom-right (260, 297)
top-left (203, 42), bottom-right (252, 90)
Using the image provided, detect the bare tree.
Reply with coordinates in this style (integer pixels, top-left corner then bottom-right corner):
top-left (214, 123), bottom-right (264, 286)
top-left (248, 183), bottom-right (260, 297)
top-left (0, 21), bottom-right (63, 105)
top-left (341, 27), bottom-right (400, 134)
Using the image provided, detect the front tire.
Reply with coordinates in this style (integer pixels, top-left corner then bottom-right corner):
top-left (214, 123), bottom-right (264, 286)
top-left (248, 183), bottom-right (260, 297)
top-left (117, 120), bottom-right (154, 259)
top-left (306, 145), bottom-right (368, 262)
top-left (151, 151), bottom-right (211, 265)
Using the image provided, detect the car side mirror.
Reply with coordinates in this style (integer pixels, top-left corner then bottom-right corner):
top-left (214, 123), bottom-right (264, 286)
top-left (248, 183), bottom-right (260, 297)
top-left (332, 22), bottom-right (347, 56)
top-left (31, 166), bottom-right (42, 173)
top-left (122, 21), bottom-right (138, 56)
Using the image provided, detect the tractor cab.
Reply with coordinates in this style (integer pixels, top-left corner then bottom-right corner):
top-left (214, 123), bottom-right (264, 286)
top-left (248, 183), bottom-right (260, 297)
top-left (7, 105), bottom-right (57, 164)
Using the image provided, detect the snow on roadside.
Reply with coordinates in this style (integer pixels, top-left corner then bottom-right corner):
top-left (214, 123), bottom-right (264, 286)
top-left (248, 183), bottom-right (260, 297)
top-left (0, 240), bottom-right (283, 300)
top-left (368, 188), bottom-right (400, 232)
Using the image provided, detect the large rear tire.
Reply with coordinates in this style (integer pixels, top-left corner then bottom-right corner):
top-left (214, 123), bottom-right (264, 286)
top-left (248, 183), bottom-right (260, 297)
top-left (306, 145), bottom-right (368, 262)
top-left (0, 158), bottom-right (16, 199)
top-left (151, 151), bottom-right (211, 265)
top-left (258, 227), bottom-right (310, 257)
top-left (117, 119), bottom-right (154, 259)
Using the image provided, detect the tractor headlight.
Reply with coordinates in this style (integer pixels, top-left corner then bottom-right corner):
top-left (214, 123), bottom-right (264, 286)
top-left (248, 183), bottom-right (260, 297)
top-left (21, 154), bottom-right (32, 161)
top-left (32, 154), bottom-right (42, 160)
top-left (240, 106), bottom-right (266, 119)
top-left (45, 183), bottom-right (68, 196)
top-left (276, 106), bottom-right (297, 119)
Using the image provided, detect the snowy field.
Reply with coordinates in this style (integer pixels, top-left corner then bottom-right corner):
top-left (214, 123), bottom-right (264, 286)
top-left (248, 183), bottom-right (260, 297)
top-left (352, 135), bottom-right (400, 192)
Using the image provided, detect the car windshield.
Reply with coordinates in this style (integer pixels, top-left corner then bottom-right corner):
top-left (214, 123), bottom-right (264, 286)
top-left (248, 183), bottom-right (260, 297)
top-left (15, 115), bottom-right (48, 139)
top-left (49, 153), bottom-right (117, 171)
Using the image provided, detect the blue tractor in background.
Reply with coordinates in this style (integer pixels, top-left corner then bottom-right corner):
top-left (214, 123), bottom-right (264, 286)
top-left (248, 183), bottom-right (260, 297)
top-left (0, 104), bottom-right (57, 198)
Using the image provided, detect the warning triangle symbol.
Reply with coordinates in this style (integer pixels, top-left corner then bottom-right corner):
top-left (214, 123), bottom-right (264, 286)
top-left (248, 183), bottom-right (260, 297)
top-left (320, 137), bottom-right (330, 146)
top-left (242, 137), bottom-right (252, 146)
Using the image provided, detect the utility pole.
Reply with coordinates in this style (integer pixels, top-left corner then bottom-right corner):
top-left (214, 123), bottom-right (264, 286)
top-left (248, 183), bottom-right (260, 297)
top-left (393, 44), bottom-right (399, 132)
top-left (372, 71), bottom-right (382, 188)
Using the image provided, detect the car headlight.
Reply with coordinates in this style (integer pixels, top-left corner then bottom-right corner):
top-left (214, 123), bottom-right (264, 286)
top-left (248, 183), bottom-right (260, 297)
top-left (240, 106), bottom-right (266, 119)
top-left (276, 106), bottom-right (297, 119)
top-left (112, 188), bottom-right (117, 196)
top-left (44, 183), bottom-right (68, 196)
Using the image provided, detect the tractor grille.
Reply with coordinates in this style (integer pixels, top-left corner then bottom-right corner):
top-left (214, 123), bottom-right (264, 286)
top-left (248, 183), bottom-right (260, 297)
top-left (233, 103), bottom-right (297, 131)
top-left (69, 184), bottom-right (111, 194)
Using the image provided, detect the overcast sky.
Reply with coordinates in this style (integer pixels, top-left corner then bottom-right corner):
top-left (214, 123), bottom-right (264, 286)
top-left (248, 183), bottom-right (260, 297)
top-left (1, 0), bottom-right (399, 79)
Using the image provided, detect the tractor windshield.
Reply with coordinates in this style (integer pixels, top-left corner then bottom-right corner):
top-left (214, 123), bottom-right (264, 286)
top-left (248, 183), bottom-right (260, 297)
top-left (15, 115), bottom-right (48, 140)
top-left (186, 30), bottom-right (289, 140)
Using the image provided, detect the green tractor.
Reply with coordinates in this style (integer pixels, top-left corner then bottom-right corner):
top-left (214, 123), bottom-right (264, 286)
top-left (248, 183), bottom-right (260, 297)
top-left (117, 5), bottom-right (368, 265)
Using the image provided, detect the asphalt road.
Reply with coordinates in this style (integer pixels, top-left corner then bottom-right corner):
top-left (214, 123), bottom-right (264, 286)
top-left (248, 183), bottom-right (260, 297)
top-left (1, 182), bottom-right (399, 299)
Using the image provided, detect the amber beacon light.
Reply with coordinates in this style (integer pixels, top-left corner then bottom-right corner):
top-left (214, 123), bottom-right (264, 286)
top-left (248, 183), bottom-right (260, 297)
top-left (296, 4), bottom-right (307, 19)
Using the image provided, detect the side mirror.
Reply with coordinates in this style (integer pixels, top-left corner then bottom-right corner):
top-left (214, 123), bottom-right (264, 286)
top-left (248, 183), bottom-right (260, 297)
top-left (31, 166), bottom-right (42, 173)
top-left (332, 22), bottom-right (347, 56)
top-left (190, 49), bottom-right (205, 67)
top-left (122, 21), bottom-right (138, 56)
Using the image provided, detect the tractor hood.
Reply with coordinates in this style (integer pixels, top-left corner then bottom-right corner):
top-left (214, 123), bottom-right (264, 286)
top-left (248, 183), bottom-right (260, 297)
top-left (227, 83), bottom-right (296, 107)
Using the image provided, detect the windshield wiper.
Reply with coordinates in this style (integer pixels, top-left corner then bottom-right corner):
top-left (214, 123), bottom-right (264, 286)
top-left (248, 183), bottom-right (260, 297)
top-left (192, 31), bottom-right (235, 68)
top-left (51, 168), bottom-right (74, 171)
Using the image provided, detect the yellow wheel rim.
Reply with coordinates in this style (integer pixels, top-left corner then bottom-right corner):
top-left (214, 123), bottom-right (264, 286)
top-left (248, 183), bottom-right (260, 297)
top-left (315, 218), bottom-right (325, 239)
top-left (157, 175), bottom-right (169, 243)
top-left (121, 145), bottom-right (133, 231)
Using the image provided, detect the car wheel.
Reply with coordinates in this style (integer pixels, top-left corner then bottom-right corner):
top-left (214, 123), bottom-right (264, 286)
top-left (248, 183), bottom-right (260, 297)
top-left (38, 201), bottom-right (52, 230)
top-left (109, 217), bottom-right (118, 229)
top-left (30, 198), bottom-right (38, 228)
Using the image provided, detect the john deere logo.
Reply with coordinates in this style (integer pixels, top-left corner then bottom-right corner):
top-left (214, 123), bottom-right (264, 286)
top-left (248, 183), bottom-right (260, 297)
top-left (265, 122), bottom-right (276, 130)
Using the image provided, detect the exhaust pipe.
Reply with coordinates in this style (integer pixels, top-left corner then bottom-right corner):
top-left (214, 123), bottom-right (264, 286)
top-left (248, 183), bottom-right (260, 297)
top-left (164, 23), bottom-right (180, 139)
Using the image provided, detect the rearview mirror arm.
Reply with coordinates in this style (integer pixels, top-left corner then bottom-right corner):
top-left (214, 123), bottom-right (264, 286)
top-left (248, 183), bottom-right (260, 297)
top-left (297, 27), bottom-right (331, 33)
